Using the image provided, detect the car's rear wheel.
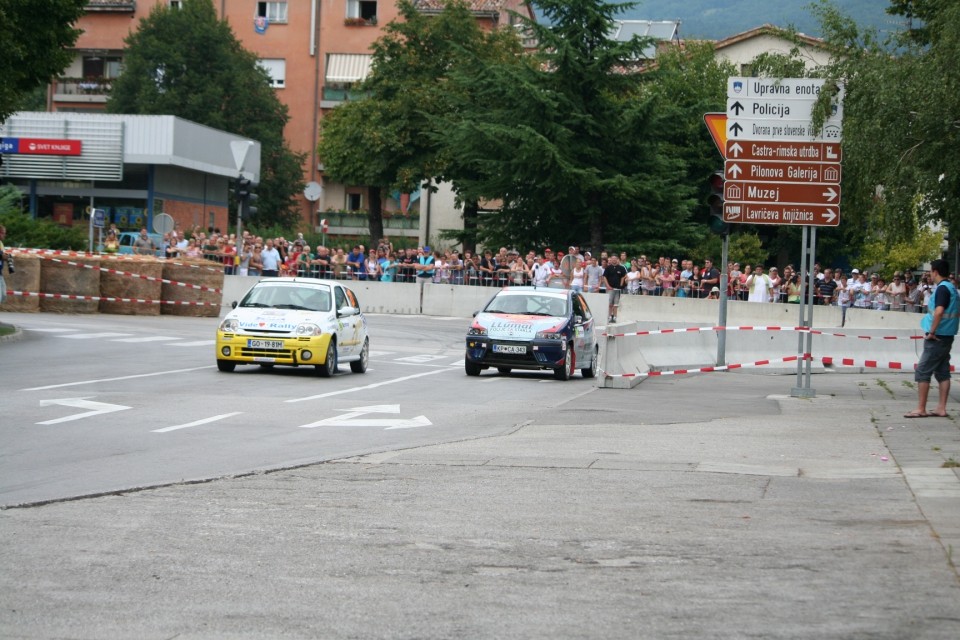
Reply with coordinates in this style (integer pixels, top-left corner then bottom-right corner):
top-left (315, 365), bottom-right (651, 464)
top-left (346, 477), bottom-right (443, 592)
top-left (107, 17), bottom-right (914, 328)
top-left (581, 345), bottom-right (598, 378)
top-left (553, 345), bottom-right (575, 380)
top-left (465, 360), bottom-right (482, 376)
top-left (216, 360), bottom-right (236, 373)
top-left (350, 338), bottom-right (369, 373)
top-left (317, 340), bottom-right (337, 377)
top-left (497, 367), bottom-right (512, 375)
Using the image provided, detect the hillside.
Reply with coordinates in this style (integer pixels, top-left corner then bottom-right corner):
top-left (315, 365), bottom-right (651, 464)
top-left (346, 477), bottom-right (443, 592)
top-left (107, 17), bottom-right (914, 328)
top-left (587, 1), bottom-right (902, 40)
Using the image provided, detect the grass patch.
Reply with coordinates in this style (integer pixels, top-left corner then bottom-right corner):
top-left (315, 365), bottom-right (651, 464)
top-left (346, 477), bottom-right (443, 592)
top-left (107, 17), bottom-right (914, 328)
top-left (0, 323), bottom-right (15, 338)
top-left (876, 379), bottom-right (895, 398)
top-left (943, 458), bottom-right (959, 468)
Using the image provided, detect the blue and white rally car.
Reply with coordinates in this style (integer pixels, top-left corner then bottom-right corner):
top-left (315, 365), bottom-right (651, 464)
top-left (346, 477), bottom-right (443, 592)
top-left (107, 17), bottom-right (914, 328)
top-left (464, 287), bottom-right (598, 380)
top-left (216, 278), bottom-right (369, 376)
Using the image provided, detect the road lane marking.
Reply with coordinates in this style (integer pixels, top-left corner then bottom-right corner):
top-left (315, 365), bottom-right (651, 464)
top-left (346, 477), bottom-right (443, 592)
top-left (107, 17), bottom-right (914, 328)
top-left (152, 412), bottom-right (243, 433)
top-left (299, 405), bottom-right (431, 429)
top-left (22, 366), bottom-right (215, 391)
top-left (168, 340), bottom-right (215, 347)
top-left (25, 328), bottom-right (79, 333)
top-left (286, 368), bottom-right (448, 403)
top-left (37, 397), bottom-right (131, 425)
top-left (111, 336), bottom-right (181, 343)
top-left (57, 332), bottom-right (133, 340)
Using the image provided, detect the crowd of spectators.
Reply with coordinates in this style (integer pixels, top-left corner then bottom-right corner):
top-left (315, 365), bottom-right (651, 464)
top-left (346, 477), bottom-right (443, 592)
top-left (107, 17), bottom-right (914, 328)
top-left (160, 227), bottom-right (933, 314)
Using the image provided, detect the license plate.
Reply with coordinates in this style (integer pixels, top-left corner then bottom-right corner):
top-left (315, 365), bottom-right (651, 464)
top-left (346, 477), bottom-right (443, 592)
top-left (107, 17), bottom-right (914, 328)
top-left (493, 343), bottom-right (526, 354)
top-left (247, 339), bottom-right (283, 349)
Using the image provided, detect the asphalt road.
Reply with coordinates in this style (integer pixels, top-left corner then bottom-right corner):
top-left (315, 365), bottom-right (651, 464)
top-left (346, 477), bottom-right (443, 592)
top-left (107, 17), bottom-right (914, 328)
top-left (0, 312), bottom-right (595, 507)
top-left (2, 311), bottom-right (959, 639)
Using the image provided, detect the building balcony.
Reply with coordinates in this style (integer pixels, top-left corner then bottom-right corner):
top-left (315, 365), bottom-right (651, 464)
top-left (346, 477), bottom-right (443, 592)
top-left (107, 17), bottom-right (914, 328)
top-left (321, 211), bottom-right (420, 231)
top-left (54, 78), bottom-right (113, 103)
top-left (321, 86), bottom-right (370, 105)
top-left (85, 0), bottom-right (136, 12)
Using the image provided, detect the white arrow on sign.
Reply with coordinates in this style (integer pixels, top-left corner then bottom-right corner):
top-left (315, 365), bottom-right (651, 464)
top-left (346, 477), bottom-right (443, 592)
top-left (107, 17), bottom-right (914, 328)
top-left (298, 404), bottom-right (432, 430)
top-left (728, 142), bottom-right (744, 158)
top-left (822, 187), bottom-right (838, 202)
top-left (823, 208), bottom-right (838, 224)
top-left (727, 163), bottom-right (742, 179)
top-left (38, 397), bottom-right (131, 425)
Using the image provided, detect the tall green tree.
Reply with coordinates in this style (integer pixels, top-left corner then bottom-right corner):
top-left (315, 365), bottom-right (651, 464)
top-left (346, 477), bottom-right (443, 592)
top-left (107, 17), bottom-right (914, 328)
top-left (432, 0), bottom-right (700, 253)
top-left (107, 0), bottom-right (304, 228)
top-left (812, 0), bottom-right (960, 265)
top-left (0, 0), bottom-right (86, 122)
top-left (318, 0), bottom-right (519, 247)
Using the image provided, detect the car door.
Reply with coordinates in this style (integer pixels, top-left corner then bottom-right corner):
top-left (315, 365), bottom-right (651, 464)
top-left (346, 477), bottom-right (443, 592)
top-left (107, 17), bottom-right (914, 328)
top-left (571, 293), bottom-right (594, 364)
top-left (334, 285), bottom-right (363, 355)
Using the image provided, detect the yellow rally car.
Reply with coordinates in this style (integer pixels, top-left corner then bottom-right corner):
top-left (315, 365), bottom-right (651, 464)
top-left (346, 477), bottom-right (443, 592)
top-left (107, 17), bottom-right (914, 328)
top-left (216, 278), bottom-right (368, 377)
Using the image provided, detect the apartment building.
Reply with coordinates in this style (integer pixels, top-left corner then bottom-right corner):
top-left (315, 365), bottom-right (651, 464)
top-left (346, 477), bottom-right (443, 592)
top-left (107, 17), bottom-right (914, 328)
top-left (50, 0), bottom-right (534, 243)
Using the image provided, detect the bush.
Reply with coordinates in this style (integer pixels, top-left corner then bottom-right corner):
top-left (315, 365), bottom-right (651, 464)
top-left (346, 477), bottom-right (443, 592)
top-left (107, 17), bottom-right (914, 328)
top-left (0, 187), bottom-right (90, 250)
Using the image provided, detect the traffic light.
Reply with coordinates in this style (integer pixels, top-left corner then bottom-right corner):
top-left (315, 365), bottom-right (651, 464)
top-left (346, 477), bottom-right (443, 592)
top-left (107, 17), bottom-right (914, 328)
top-left (707, 170), bottom-right (729, 235)
top-left (241, 191), bottom-right (259, 220)
top-left (236, 176), bottom-right (251, 201)
top-left (235, 177), bottom-right (258, 220)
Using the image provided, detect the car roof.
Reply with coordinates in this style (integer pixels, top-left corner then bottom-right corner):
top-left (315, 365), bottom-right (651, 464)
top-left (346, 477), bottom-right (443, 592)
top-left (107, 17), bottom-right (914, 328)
top-left (255, 277), bottom-right (340, 287)
top-left (495, 287), bottom-right (569, 299)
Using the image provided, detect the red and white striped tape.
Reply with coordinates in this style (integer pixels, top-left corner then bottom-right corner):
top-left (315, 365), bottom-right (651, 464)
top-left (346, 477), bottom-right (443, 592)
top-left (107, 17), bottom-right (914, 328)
top-left (13, 248), bottom-right (224, 272)
top-left (600, 354), bottom-right (951, 378)
top-left (603, 325), bottom-right (922, 341)
top-left (46, 257), bottom-right (221, 293)
top-left (7, 290), bottom-right (220, 306)
top-left (601, 355), bottom-right (803, 378)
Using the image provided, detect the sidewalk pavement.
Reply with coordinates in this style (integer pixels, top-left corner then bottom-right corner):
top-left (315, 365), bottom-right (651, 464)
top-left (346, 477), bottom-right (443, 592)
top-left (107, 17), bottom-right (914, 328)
top-left (1, 371), bottom-right (959, 639)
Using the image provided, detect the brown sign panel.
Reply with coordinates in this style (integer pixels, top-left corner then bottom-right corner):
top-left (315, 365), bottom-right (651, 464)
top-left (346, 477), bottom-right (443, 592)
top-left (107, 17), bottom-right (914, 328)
top-left (724, 181), bottom-right (841, 206)
top-left (724, 160), bottom-right (841, 184)
top-left (725, 140), bottom-right (842, 163)
top-left (723, 203), bottom-right (840, 227)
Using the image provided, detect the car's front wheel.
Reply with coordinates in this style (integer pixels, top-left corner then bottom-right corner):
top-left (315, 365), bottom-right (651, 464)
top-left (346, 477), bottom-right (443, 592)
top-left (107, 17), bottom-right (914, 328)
top-left (217, 360), bottom-right (236, 373)
top-left (350, 338), bottom-right (369, 373)
top-left (581, 345), bottom-right (598, 379)
top-left (553, 345), bottom-right (575, 381)
top-left (317, 340), bottom-right (337, 377)
top-left (465, 360), bottom-right (482, 376)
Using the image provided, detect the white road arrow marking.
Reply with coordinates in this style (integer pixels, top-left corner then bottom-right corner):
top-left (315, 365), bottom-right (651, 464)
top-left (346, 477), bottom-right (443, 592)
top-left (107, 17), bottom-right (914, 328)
top-left (37, 397), bottom-right (132, 425)
top-left (823, 208), bottom-right (838, 223)
top-left (822, 187), bottom-right (838, 202)
top-left (298, 404), bottom-right (432, 430)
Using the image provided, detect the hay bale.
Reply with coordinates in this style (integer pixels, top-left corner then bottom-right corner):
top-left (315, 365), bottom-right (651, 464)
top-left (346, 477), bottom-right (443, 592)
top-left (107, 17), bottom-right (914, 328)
top-left (0, 253), bottom-right (42, 312)
top-left (39, 254), bottom-right (101, 313)
top-left (99, 256), bottom-right (164, 315)
top-left (160, 259), bottom-right (224, 317)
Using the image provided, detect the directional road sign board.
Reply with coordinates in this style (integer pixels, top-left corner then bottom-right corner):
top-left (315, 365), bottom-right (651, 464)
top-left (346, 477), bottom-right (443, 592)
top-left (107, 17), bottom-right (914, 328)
top-left (725, 181), bottom-right (841, 206)
top-left (723, 202), bottom-right (840, 227)
top-left (725, 160), bottom-right (841, 184)
top-left (726, 140), bottom-right (842, 163)
top-left (727, 118), bottom-right (842, 142)
top-left (724, 76), bottom-right (845, 228)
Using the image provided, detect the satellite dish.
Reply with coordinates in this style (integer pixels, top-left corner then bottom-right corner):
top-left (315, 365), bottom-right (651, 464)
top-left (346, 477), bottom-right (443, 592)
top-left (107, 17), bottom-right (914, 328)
top-left (153, 212), bottom-right (175, 235)
top-left (304, 181), bottom-right (323, 202)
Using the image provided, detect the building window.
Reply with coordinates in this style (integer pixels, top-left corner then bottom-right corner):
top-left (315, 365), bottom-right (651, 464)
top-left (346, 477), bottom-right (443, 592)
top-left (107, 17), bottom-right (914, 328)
top-left (347, 193), bottom-right (363, 211)
top-left (83, 55), bottom-right (123, 80)
top-left (168, 1), bottom-right (183, 8)
top-left (257, 1), bottom-right (288, 24)
top-left (259, 59), bottom-right (286, 88)
top-left (346, 0), bottom-right (377, 22)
